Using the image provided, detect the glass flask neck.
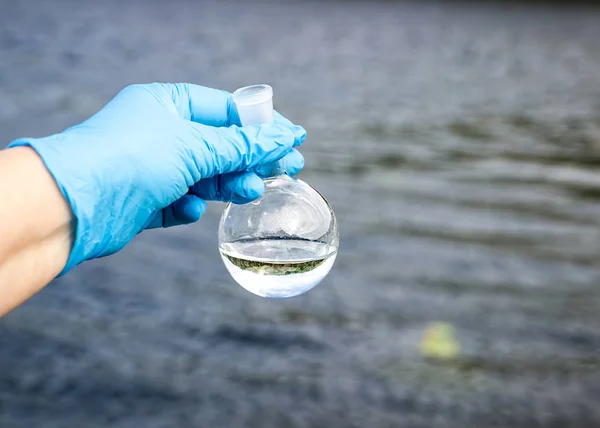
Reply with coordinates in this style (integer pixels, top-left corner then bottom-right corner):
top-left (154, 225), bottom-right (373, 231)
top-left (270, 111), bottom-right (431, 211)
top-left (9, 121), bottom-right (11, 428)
top-left (232, 84), bottom-right (287, 179)
top-left (254, 158), bottom-right (286, 179)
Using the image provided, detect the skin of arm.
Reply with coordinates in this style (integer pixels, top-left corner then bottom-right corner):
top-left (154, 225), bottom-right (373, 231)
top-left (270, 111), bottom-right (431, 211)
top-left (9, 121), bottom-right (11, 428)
top-left (0, 147), bottom-right (73, 316)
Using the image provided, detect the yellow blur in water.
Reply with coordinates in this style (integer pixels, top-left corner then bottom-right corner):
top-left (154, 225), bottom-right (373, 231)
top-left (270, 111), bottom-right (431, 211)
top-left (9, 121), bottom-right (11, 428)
top-left (419, 322), bottom-right (461, 360)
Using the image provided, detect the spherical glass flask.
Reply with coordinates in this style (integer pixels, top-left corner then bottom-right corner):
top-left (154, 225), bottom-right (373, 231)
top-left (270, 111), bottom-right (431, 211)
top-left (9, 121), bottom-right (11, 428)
top-left (218, 84), bottom-right (339, 298)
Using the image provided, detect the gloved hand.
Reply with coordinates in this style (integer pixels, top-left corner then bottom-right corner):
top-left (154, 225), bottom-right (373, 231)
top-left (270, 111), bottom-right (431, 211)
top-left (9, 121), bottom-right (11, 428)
top-left (9, 83), bottom-right (306, 275)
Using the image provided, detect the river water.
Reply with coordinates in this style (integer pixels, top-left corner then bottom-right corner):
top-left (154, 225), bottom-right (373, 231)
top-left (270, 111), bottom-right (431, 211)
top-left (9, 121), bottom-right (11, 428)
top-left (1, 1), bottom-right (600, 427)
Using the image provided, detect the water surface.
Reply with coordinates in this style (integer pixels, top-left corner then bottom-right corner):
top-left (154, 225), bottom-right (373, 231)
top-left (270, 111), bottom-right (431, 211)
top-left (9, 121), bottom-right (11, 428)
top-left (1, 1), bottom-right (600, 426)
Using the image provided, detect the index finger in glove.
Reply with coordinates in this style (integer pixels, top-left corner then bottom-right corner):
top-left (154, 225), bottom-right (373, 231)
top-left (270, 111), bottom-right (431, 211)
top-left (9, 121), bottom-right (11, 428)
top-left (191, 149), bottom-right (305, 203)
top-left (190, 121), bottom-right (306, 178)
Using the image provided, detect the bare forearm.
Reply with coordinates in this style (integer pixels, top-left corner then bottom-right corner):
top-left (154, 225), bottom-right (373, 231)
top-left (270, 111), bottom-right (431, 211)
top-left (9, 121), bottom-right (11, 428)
top-left (0, 147), bottom-right (73, 317)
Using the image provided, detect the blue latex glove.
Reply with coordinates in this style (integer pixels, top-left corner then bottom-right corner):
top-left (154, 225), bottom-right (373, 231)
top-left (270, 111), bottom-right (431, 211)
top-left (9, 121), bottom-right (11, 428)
top-left (9, 83), bottom-right (306, 275)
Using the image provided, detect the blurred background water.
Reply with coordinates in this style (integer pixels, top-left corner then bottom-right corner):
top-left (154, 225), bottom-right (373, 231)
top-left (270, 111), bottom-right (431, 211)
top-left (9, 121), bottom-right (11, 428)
top-left (2, 0), bottom-right (600, 427)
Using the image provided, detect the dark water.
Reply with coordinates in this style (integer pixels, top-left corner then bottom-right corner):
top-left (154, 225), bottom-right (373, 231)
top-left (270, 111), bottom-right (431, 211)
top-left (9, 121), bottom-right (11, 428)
top-left (2, 1), bottom-right (600, 427)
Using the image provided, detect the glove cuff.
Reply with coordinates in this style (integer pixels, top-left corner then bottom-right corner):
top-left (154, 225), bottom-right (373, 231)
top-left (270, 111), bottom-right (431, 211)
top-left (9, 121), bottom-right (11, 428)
top-left (8, 136), bottom-right (91, 276)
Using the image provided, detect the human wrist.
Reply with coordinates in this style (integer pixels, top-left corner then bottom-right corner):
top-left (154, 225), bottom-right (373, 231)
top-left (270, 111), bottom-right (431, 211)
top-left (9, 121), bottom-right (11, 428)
top-left (8, 135), bottom-right (91, 274)
top-left (0, 146), bottom-right (74, 272)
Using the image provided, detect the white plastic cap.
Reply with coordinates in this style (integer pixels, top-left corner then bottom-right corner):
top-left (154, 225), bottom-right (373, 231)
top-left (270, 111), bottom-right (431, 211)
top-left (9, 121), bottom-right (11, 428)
top-left (233, 84), bottom-right (274, 126)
